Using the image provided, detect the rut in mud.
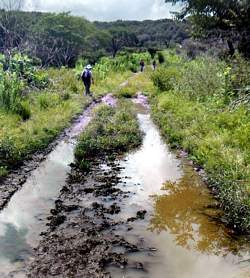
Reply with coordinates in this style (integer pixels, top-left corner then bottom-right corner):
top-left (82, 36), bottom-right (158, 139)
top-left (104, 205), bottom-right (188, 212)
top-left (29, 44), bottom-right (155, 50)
top-left (0, 94), bottom-right (249, 278)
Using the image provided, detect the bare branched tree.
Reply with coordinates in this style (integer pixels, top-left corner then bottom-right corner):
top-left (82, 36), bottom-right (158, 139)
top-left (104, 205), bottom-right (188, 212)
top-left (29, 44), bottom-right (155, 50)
top-left (0, 0), bottom-right (25, 53)
top-left (0, 0), bottom-right (24, 11)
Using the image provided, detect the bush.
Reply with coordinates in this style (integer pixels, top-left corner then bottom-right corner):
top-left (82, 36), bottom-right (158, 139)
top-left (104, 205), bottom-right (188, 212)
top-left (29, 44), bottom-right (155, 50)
top-left (0, 166), bottom-right (8, 177)
top-left (158, 51), bottom-right (165, 64)
top-left (176, 57), bottom-right (226, 101)
top-left (3, 53), bottom-right (49, 89)
top-left (116, 86), bottom-right (135, 98)
top-left (37, 93), bottom-right (61, 110)
top-left (152, 91), bottom-right (250, 232)
top-left (226, 55), bottom-right (250, 98)
top-left (81, 52), bottom-right (151, 82)
top-left (151, 66), bottom-right (180, 91)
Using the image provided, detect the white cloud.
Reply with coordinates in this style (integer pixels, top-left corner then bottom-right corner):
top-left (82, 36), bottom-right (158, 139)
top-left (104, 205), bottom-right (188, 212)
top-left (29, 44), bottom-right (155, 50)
top-left (22, 0), bottom-right (179, 21)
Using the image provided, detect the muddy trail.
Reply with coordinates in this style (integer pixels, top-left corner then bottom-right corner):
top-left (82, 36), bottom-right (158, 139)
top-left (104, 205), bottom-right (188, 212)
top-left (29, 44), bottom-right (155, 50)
top-left (0, 94), bottom-right (249, 277)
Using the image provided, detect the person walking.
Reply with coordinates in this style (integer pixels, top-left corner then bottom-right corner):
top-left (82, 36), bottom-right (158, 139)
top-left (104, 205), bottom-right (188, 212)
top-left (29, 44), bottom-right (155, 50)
top-left (140, 59), bottom-right (145, 72)
top-left (152, 60), bottom-right (157, 71)
top-left (81, 64), bottom-right (94, 96)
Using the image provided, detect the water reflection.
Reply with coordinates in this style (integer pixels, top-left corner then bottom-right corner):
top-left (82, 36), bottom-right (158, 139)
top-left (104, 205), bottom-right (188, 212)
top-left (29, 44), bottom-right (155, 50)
top-left (0, 224), bottom-right (30, 263)
top-left (150, 167), bottom-right (241, 255)
top-left (0, 105), bottom-right (95, 276)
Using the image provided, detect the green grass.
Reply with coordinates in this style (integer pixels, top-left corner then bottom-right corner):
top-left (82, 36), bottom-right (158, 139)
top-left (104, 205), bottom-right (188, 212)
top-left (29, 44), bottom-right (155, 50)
top-left (151, 93), bottom-right (250, 232)
top-left (0, 69), bottom-right (89, 175)
top-left (0, 65), bottom-right (134, 177)
top-left (148, 52), bottom-right (250, 233)
top-left (114, 69), bottom-right (155, 98)
top-left (75, 100), bottom-right (142, 170)
top-left (92, 71), bottom-right (132, 97)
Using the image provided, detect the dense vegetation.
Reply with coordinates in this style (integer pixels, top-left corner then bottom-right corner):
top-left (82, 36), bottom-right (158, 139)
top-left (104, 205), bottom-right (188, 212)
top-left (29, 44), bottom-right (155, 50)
top-left (94, 19), bottom-right (189, 53)
top-left (75, 101), bottom-right (142, 170)
top-left (148, 51), bottom-right (250, 233)
top-left (0, 9), bottom-right (189, 66)
top-left (0, 51), bottom-right (142, 178)
top-left (0, 56), bottom-right (86, 177)
top-left (166, 0), bottom-right (250, 58)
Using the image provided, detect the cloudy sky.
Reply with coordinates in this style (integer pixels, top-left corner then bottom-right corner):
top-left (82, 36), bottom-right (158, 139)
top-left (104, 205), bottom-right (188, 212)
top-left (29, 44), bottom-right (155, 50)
top-left (22, 0), bottom-right (180, 21)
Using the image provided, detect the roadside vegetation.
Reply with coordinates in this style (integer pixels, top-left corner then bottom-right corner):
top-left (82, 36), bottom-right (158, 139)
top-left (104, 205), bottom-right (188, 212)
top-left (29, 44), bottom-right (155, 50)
top-left (149, 50), bottom-right (250, 233)
top-left (0, 51), bottom-right (150, 178)
top-left (0, 54), bottom-right (88, 177)
top-left (75, 100), bottom-right (142, 171)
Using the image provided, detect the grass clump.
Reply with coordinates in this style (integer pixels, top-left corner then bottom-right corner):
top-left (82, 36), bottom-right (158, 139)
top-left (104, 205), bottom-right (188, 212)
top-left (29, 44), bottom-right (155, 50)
top-left (75, 100), bottom-right (142, 170)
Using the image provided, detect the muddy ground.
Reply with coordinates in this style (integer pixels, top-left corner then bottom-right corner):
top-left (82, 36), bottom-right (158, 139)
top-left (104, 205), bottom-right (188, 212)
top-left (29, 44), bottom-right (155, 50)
top-left (28, 157), bottom-right (149, 277)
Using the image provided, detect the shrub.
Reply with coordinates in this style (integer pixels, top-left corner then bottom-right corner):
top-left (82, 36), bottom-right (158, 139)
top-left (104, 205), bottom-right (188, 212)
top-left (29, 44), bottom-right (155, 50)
top-left (226, 55), bottom-right (250, 107)
top-left (116, 86), bottom-right (135, 98)
top-left (0, 166), bottom-right (8, 177)
top-left (61, 91), bottom-right (71, 101)
top-left (0, 72), bottom-right (23, 111)
top-left (158, 51), bottom-right (165, 64)
top-left (151, 81), bottom-right (250, 233)
top-left (151, 66), bottom-right (180, 91)
top-left (176, 57), bottom-right (226, 101)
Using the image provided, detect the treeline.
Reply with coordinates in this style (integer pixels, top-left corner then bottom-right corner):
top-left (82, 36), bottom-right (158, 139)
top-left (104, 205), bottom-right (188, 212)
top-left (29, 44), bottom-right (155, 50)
top-left (94, 19), bottom-right (189, 56)
top-left (0, 9), bottom-right (189, 67)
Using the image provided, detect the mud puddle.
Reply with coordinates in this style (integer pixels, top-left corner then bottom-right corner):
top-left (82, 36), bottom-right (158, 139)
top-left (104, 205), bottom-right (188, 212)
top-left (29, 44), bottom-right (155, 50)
top-left (106, 107), bottom-right (250, 278)
top-left (0, 102), bottom-right (97, 277)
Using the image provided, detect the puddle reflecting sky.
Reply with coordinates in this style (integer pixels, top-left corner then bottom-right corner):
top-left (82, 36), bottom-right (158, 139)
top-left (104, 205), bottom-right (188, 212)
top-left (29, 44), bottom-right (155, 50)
top-left (0, 141), bottom-right (74, 276)
top-left (0, 105), bottom-right (94, 277)
top-left (111, 111), bottom-right (250, 278)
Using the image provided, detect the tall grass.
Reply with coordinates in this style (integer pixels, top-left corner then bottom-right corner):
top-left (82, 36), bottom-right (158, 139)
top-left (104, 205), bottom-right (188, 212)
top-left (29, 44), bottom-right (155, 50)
top-left (149, 51), bottom-right (250, 233)
top-left (0, 68), bottom-right (88, 175)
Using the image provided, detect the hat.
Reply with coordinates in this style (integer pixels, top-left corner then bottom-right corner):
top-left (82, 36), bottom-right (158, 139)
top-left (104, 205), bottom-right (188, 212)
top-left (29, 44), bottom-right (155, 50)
top-left (85, 64), bottom-right (92, 70)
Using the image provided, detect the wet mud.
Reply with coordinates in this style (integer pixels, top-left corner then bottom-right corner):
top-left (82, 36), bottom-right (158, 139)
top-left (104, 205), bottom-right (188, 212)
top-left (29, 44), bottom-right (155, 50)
top-left (28, 159), bottom-right (147, 277)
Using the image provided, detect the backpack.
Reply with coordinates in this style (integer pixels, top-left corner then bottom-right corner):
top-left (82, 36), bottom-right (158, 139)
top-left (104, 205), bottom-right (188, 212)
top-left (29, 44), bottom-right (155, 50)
top-left (81, 69), bottom-right (91, 81)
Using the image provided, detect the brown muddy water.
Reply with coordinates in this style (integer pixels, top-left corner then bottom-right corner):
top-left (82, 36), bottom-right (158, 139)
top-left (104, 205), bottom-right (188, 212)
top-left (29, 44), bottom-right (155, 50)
top-left (0, 98), bottom-right (249, 277)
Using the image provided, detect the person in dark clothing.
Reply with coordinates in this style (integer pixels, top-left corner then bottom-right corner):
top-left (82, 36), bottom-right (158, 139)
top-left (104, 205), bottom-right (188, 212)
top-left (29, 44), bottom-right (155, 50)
top-left (81, 64), bottom-right (94, 96)
top-left (140, 60), bottom-right (145, 72)
top-left (152, 60), bottom-right (157, 71)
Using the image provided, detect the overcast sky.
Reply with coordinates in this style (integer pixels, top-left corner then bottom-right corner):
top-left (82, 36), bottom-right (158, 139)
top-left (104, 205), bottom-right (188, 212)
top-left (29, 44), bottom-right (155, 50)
top-left (22, 0), bottom-right (180, 21)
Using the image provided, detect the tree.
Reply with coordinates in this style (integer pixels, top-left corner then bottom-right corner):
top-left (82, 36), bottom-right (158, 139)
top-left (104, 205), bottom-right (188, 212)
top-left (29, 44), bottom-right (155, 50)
top-left (84, 30), bottom-right (111, 63)
top-left (31, 13), bottom-right (94, 66)
top-left (166, 0), bottom-right (250, 57)
top-left (108, 28), bottom-right (139, 58)
top-left (0, 0), bottom-right (25, 52)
